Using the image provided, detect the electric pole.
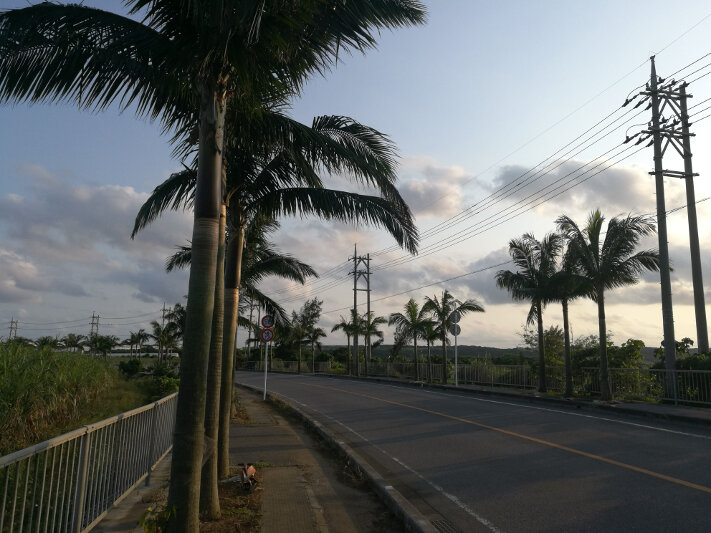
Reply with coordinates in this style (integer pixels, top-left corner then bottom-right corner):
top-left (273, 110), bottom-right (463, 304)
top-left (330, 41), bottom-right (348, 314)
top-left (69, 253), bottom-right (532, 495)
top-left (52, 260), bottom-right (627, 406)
top-left (365, 253), bottom-right (372, 375)
top-left (642, 56), bottom-right (709, 359)
top-left (350, 245), bottom-right (372, 376)
top-left (352, 244), bottom-right (358, 376)
top-left (8, 318), bottom-right (17, 340)
top-left (90, 312), bottom-right (100, 356)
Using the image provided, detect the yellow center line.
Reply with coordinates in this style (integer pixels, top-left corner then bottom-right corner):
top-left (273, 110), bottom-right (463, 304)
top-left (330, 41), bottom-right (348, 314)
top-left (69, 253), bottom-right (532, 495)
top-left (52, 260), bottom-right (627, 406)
top-left (309, 382), bottom-right (711, 495)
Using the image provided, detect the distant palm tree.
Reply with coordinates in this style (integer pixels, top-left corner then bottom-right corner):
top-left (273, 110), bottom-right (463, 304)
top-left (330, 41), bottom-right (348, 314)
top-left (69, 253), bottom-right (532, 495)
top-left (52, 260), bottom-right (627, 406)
top-left (557, 210), bottom-right (660, 401)
top-left (306, 326), bottom-right (327, 373)
top-left (149, 321), bottom-right (178, 362)
top-left (360, 312), bottom-right (387, 376)
top-left (36, 336), bottom-right (59, 350)
top-left (89, 334), bottom-right (119, 357)
top-left (422, 323), bottom-right (440, 383)
top-left (388, 299), bottom-right (433, 381)
top-left (331, 312), bottom-right (359, 374)
top-left (496, 232), bottom-right (562, 393)
top-left (423, 291), bottom-right (484, 384)
top-left (62, 333), bottom-right (86, 353)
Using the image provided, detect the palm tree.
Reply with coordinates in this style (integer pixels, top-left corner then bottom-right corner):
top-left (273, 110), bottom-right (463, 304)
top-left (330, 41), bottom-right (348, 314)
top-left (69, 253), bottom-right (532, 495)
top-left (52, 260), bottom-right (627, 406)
top-left (556, 210), bottom-right (660, 401)
top-left (149, 321), bottom-right (178, 362)
top-left (495, 232), bottom-right (562, 393)
top-left (422, 323), bottom-right (440, 383)
top-left (306, 327), bottom-right (327, 373)
top-left (423, 290), bottom-right (485, 384)
top-left (1, 3), bottom-right (427, 527)
top-left (388, 299), bottom-right (432, 381)
top-left (134, 110), bottom-right (419, 486)
top-left (62, 333), bottom-right (86, 353)
top-left (548, 253), bottom-right (590, 397)
top-left (331, 314), bottom-right (356, 374)
top-left (360, 312), bottom-right (387, 376)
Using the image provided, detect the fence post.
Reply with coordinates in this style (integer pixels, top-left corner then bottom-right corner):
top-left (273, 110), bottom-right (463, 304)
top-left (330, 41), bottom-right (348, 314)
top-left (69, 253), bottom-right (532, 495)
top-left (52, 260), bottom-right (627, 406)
top-left (145, 401), bottom-right (159, 486)
top-left (71, 429), bottom-right (91, 533)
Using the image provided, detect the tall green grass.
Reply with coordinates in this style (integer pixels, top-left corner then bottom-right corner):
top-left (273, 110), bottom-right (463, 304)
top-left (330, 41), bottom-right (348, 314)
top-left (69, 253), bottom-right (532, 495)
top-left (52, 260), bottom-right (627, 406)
top-left (0, 342), bottom-right (148, 455)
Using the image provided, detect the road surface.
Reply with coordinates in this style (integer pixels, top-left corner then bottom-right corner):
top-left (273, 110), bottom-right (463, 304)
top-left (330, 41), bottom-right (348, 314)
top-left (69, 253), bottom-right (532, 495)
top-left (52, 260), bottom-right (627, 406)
top-left (234, 371), bottom-right (711, 532)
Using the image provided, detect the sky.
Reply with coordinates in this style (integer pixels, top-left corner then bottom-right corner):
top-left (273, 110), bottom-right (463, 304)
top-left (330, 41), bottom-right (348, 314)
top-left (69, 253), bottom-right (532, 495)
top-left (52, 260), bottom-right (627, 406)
top-left (2, 1), bottom-right (711, 350)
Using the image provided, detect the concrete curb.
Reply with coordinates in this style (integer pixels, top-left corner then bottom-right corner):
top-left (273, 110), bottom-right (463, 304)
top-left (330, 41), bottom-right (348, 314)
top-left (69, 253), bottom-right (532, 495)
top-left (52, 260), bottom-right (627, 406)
top-left (236, 383), bottom-right (438, 533)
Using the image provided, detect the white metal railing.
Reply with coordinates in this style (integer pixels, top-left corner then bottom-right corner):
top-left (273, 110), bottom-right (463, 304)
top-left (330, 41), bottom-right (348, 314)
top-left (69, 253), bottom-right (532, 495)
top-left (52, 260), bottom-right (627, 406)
top-left (0, 393), bottom-right (177, 533)
top-left (240, 359), bottom-right (711, 406)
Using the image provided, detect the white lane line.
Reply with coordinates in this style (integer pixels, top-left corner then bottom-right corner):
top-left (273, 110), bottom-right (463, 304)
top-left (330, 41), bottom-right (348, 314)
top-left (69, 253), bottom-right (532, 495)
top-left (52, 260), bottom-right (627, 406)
top-left (371, 382), bottom-right (711, 441)
top-left (275, 391), bottom-right (501, 533)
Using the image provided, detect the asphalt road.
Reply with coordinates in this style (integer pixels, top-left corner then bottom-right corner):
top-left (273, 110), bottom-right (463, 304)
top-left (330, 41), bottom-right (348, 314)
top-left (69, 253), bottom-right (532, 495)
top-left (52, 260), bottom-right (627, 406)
top-left (234, 371), bottom-right (711, 533)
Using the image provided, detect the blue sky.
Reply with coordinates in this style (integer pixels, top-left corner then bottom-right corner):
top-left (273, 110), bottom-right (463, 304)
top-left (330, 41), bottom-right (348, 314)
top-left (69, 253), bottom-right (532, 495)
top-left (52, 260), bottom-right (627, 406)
top-left (2, 1), bottom-right (711, 349)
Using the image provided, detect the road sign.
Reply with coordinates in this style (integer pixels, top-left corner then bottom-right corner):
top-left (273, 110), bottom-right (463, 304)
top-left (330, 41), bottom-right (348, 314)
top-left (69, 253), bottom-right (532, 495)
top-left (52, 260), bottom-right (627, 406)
top-left (260, 328), bottom-right (274, 342)
top-left (261, 315), bottom-right (275, 328)
top-left (449, 310), bottom-right (461, 324)
top-left (449, 324), bottom-right (461, 336)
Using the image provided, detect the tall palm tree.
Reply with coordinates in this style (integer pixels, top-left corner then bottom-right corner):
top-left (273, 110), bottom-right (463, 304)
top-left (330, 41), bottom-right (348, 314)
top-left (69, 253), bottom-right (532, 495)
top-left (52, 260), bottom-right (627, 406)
top-left (388, 299), bottom-right (432, 381)
top-left (423, 290), bottom-right (485, 384)
top-left (1, 3), bottom-right (427, 527)
top-left (133, 110), bottom-right (419, 486)
top-left (495, 233), bottom-right (562, 393)
top-left (149, 320), bottom-right (178, 361)
top-left (548, 253), bottom-right (590, 397)
top-left (556, 210), bottom-right (660, 401)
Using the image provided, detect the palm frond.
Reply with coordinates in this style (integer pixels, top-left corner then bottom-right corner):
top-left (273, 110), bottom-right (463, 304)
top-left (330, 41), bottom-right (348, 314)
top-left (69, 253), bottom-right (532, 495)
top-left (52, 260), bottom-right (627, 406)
top-left (132, 168), bottom-right (196, 238)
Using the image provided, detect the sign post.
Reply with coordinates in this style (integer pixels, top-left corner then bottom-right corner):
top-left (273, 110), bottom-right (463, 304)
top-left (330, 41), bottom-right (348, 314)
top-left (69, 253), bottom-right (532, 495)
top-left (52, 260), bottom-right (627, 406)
top-left (449, 310), bottom-right (462, 387)
top-left (260, 316), bottom-right (275, 400)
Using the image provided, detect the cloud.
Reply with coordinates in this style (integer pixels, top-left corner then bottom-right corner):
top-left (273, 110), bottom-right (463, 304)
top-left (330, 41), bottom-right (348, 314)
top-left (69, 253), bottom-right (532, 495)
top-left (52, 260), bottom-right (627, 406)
top-left (487, 161), bottom-right (688, 222)
top-left (397, 157), bottom-right (477, 218)
top-left (0, 165), bottom-right (193, 314)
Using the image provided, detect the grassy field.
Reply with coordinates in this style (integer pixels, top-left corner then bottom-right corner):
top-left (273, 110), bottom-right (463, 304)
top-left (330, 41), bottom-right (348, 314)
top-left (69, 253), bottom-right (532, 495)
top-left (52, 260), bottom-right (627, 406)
top-left (0, 343), bottom-right (163, 456)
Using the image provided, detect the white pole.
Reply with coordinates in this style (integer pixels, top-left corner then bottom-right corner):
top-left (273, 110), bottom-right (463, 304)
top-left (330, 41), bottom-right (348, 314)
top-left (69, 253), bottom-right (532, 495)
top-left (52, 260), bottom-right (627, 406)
top-left (263, 339), bottom-right (268, 401)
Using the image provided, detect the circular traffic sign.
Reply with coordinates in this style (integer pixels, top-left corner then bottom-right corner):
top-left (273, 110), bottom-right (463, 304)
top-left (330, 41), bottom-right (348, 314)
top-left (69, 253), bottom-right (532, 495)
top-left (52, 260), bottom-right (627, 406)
top-left (449, 310), bottom-right (461, 324)
top-left (449, 324), bottom-right (461, 336)
top-left (260, 328), bottom-right (274, 342)
top-left (261, 315), bottom-right (275, 328)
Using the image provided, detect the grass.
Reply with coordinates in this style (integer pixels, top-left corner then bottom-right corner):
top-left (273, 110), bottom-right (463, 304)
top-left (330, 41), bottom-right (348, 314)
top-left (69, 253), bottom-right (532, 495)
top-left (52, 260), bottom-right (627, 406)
top-left (0, 342), bottom-right (157, 455)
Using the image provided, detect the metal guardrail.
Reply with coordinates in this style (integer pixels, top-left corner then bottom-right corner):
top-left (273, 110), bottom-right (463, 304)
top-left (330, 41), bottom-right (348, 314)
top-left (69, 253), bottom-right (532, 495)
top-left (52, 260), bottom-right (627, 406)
top-left (242, 359), bottom-right (711, 406)
top-left (0, 393), bottom-right (177, 533)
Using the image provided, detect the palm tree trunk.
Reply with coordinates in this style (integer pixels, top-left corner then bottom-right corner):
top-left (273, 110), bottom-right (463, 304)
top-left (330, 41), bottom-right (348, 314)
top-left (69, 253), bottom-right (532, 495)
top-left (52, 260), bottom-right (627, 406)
top-left (346, 335), bottom-right (351, 374)
top-left (218, 223), bottom-right (245, 479)
top-left (414, 336), bottom-right (419, 381)
top-left (442, 329), bottom-right (448, 384)
top-left (298, 342), bottom-right (302, 374)
top-left (200, 203), bottom-right (226, 518)
top-left (597, 288), bottom-right (612, 401)
top-left (167, 82), bottom-right (225, 533)
top-left (536, 300), bottom-right (546, 393)
top-left (427, 342), bottom-right (432, 383)
top-left (562, 298), bottom-right (573, 397)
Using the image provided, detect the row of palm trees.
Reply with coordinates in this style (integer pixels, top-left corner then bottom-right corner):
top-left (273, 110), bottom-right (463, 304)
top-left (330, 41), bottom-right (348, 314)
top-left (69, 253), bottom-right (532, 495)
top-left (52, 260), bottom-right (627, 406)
top-left (329, 290), bottom-right (485, 383)
top-left (0, 2), bottom-right (428, 527)
top-left (496, 210), bottom-right (660, 401)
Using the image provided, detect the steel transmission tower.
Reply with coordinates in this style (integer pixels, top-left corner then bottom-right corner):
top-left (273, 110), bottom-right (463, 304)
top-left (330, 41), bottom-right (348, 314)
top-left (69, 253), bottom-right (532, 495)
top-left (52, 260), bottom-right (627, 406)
top-left (643, 57), bottom-right (709, 361)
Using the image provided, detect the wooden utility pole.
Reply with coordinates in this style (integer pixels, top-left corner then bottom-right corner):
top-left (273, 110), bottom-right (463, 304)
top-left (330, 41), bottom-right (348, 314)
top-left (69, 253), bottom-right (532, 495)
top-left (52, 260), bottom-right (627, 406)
top-left (352, 244), bottom-right (358, 376)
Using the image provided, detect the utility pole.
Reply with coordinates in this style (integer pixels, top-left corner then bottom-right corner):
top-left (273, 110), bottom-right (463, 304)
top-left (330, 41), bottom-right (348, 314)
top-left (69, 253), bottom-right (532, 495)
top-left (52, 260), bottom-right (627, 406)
top-left (643, 57), bottom-right (677, 400)
top-left (365, 253), bottom-right (372, 375)
top-left (90, 312), bottom-right (100, 356)
top-left (162, 302), bottom-right (167, 327)
top-left (351, 244), bottom-right (358, 376)
top-left (351, 245), bottom-right (371, 377)
top-left (679, 83), bottom-right (709, 354)
top-left (8, 318), bottom-right (17, 340)
top-left (642, 57), bottom-right (709, 353)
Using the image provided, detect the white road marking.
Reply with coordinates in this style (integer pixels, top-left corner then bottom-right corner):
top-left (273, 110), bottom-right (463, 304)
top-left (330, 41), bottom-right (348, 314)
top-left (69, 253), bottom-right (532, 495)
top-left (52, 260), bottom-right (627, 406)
top-left (273, 390), bottom-right (501, 533)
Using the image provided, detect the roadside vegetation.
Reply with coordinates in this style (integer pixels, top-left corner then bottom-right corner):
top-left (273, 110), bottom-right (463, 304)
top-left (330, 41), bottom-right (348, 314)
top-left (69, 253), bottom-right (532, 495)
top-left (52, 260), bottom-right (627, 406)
top-left (0, 341), bottom-right (178, 456)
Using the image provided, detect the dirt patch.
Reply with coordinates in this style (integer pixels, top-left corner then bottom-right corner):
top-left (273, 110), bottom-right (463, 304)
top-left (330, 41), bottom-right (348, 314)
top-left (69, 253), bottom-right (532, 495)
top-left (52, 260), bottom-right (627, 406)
top-left (199, 471), bottom-right (262, 532)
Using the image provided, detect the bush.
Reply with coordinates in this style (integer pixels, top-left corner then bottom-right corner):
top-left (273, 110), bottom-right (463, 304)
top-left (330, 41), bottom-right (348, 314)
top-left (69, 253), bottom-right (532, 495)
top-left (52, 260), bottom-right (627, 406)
top-left (118, 358), bottom-right (142, 377)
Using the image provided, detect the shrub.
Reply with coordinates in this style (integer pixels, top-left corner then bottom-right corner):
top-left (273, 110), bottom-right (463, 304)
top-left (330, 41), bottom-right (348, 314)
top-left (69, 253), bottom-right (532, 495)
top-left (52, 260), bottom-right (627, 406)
top-left (118, 357), bottom-right (142, 377)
